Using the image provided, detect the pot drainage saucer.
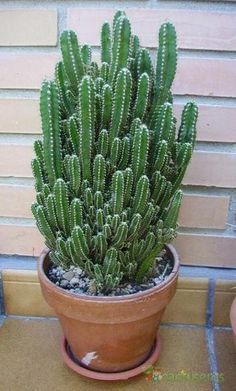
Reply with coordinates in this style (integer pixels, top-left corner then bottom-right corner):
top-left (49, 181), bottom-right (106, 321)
top-left (60, 332), bottom-right (161, 381)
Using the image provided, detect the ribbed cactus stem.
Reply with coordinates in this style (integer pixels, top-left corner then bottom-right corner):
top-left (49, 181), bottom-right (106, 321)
top-left (178, 101), bottom-right (198, 149)
top-left (112, 170), bottom-right (124, 214)
top-left (78, 76), bottom-right (95, 181)
top-left (101, 22), bottom-right (111, 64)
top-left (81, 44), bottom-right (91, 65)
top-left (70, 198), bottom-right (83, 229)
top-left (155, 22), bottom-right (177, 104)
top-left (31, 158), bottom-right (44, 192)
top-left (60, 30), bottom-right (85, 89)
top-left (133, 72), bottom-right (150, 120)
top-left (67, 115), bottom-right (80, 155)
top-left (97, 128), bottom-right (109, 157)
top-left (135, 48), bottom-right (154, 80)
top-left (101, 62), bottom-right (110, 82)
top-left (131, 124), bottom-right (149, 183)
top-left (101, 84), bottom-right (112, 130)
top-left (72, 226), bottom-right (89, 261)
top-left (46, 194), bottom-right (58, 229)
top-left (111, 137), bottom-right (121, 166)
top-left (32, 204), bottom-right (56, 248)
top-left (54, 179), bottom-right (70, 235)
top-left (130, 34), bottom-right (139, 58)
top-left (34, 140), bottom-right (44, 165)
top-left (113, 222), bottom-right (128, 247)
top-left (153, 103), bottom-right (174, 147)
top-left (55, 62), bottom-right (74, 116)
top-left (110, 68), bottom-right (132, 143)
top-left (68, 155), bottom-right (81, 195)
top-left (109, 15), bottom-right (131, 84)
top-left (163, 190), bottom-right (183, 228)
top-left (133, 175), bottom-right (150, 214)
top-left (153, 141), bottom-right (168, 172)
top-left (118, 136), bottom-right (130, 169)
top-left (171, 143), bottom-right (192, 197)
top-left (93, 154), bottom-right (106, 192)
top-left (128, 213), bottom-right (142, 240)
top-left (40, 80), bottom-right (62, 188)
top-left (123, 167), bottom-right (133, 206)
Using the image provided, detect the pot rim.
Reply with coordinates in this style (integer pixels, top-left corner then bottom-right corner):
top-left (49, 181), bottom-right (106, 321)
top-left (230, 297), bottom-right (236, 335)
top-left (38, 243), bottom-right (179, 303)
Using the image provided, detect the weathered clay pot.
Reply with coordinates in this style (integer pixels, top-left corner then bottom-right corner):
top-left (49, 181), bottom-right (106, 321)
top-left (230, 297), bottom-right (236, 347)
top-left (38, 244), bottom-right (179, 373)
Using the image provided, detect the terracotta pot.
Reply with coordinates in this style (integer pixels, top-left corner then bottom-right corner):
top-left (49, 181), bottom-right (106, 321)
top-left (38, 244), bottom-right (179, 373)
top-left (230, 297), bottom-right (236, 347)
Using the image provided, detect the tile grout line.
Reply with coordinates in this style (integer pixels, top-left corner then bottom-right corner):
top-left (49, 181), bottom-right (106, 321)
top-left (161, 322), bottom-right (205, 329)
top-left (3, 315), bottom-right (207, 328)
top-left (214, 325), bottom-right (232, 332)
top-left (206, 279), bottom-right (221, 391)
top-left (3, 314), bottom-right (231, 331)
top-left (6, 316), bottom-right (229, 331)
top-left (0, 271), bottom-right (5, 327)
top-left (7, 314), bottom-right (58, 321)
top-left (0, 271), bottom-right (5, 315)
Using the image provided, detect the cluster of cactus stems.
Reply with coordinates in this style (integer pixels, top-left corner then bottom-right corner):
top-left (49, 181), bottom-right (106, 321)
top-left (32, 11), bottom-right (198, 293)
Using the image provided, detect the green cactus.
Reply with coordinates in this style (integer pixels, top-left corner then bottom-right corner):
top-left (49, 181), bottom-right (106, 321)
top-left (81, 44), bottom-right (91, 66)
top-left (60, 30), bottom-right (85, 90)
top-left (55, 62), bottom-right (75, 116)
top-left (112, 170), bottom-right (124, 215)
top-left (110, 68), bottom-right (132, 143)
top-left (32, 10), bottom-right (198, 293)
top-left (155, 23), bottom-right (177, 105)
top-left (40, 80), bottom-right (62, 188)
top-left (135, 48), bottom-right (154, 80)
top-left (78, 75), bottom-right (95, 181)
top-left (148, 22), bottom-right (177, 130)
top-left (101, 22), bottom-right (111, 64)
top-left (131, 124), bottom-right (149, 183)
top-left (70, 198), bottom-right (83, 229)
top-left (109, 15), bottom-right (131, 84)
top-left (133, 72), bottom-right (150, 121)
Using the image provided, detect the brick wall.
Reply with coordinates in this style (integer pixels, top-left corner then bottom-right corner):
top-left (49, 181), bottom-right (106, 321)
top-left (0, 1), bottom-right (236, 268)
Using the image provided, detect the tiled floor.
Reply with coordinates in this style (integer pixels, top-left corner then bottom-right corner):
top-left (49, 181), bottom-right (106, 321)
top-left (0, 317), bottom-right (235, 391)
top-left (214, 329), bottom-right (236, 391)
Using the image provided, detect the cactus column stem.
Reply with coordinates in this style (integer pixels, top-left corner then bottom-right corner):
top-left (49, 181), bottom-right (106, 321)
top-left (78, 76), bottom-right (95, 181)
top-left (40, 80), bottom-right (62, 188)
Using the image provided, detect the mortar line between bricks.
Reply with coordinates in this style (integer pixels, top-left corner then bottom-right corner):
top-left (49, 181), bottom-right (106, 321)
top-left (0, 0), bottom-right (235, 11)
top-left (206, 279), bottom-right (221, 391)
top-left (0, 90), bottom-right (235, 106)
top-left (2, 214), bottom-right (236, 237)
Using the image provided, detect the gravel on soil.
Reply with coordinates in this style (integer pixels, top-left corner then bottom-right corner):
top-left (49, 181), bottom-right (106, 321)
top-left (47, 249), bottom-right (174, 297)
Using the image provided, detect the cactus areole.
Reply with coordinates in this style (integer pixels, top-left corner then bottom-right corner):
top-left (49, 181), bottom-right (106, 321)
top-left (35, 10), bottom-right (198, 376)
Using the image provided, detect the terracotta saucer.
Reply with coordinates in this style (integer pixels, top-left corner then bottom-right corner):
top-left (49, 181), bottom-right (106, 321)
top-left (60, 332), bottom-right (161, 381)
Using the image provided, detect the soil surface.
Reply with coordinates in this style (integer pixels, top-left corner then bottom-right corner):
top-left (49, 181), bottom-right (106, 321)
top-left (47, 249), bottom-right (174, 296)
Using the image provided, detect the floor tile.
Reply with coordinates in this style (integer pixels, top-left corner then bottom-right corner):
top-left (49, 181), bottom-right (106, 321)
top-left (0, 318), bottom-right (212, 391)
top-left (2, 271), bottom-right (209, 325)
top-left (214, 280), bottom-right (236, 326)
top-left (214, 328), bottom-right (236, 391)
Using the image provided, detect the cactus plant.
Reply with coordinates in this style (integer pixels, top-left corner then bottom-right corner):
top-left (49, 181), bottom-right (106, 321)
top-left (32, 11), bottom-right (198, 293)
